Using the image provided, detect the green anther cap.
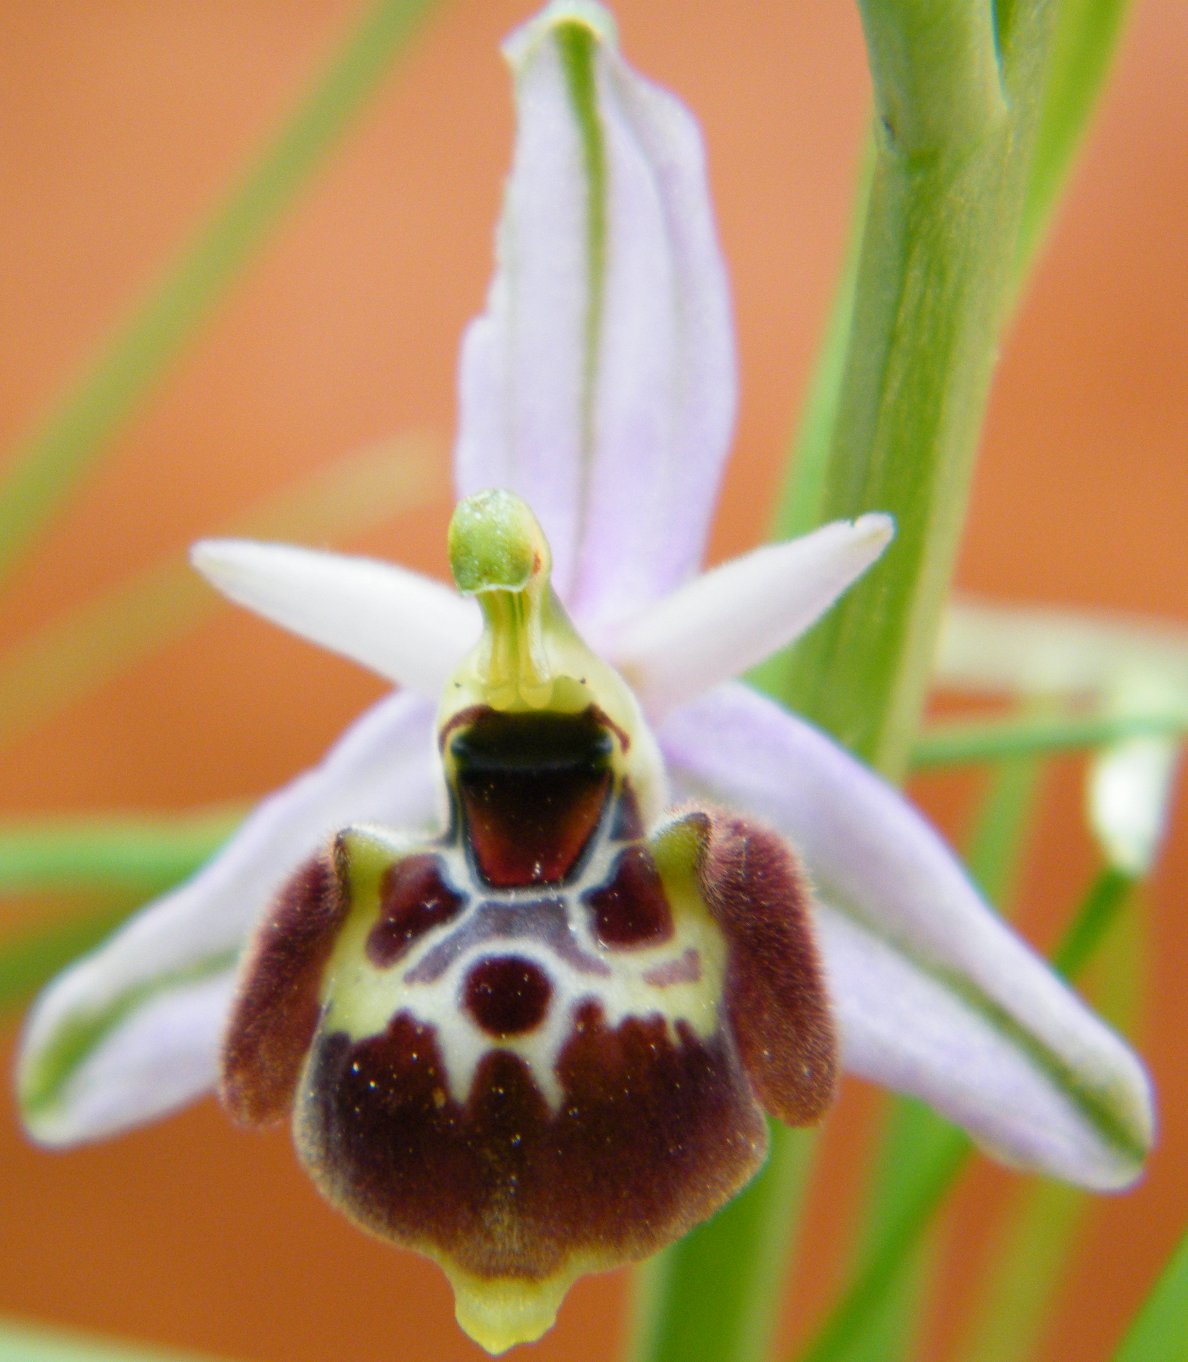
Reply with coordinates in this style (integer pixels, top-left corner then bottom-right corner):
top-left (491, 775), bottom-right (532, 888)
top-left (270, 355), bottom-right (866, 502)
top-left (449, 490), bottom-right (551, 596)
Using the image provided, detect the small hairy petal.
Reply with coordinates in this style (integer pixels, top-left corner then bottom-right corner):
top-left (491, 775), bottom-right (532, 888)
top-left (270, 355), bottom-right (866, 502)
top-left (696, 809), bottom-right (838, 1124)
top-left (611, 515), bottom-right (893, 719)
top-left (192, 538), bottom-right (478, 697)
top-left (455, 2), bottom-right (735, 629)
top-left (662, 682), bottom-right (1155, 1188)
top-left (221, 850), bottom-right (346, 1126)
top-left (18, 691), bottom-right (438, 1145)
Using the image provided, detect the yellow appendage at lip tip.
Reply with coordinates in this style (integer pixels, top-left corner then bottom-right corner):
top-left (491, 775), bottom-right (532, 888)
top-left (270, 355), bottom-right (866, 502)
top-left (449, 1270), bottom-right (571, 1354)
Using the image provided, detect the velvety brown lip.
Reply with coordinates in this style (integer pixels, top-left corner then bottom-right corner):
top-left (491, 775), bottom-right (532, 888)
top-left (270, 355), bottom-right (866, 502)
top-left (295, 1002), bottom-right (767, 1283)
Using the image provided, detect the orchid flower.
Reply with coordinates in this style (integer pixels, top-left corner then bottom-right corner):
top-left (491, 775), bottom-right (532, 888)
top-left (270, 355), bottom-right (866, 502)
top-left (18, 2), bottom-right (1152, 1355)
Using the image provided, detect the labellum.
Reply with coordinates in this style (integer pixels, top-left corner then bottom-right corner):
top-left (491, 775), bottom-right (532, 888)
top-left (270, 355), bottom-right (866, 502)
top-left (219, 491), bottom-right (837, 1352)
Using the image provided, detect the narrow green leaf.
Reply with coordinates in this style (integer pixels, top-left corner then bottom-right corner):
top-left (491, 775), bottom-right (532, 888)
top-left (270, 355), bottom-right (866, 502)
top-left (770, 151), bottom-right (871, 543)
top-left (834, 1102), bottom-right (953, 1362)
top-left (750, 152), bottom-right (869, 702)
top-left (1110, 1229), bottom-right (1188, 1362)
top-left (0, 899), bottom-right (138, 1015)
top-left (0, 432), bottom-right (438, 746)
top-left (793, 1126), bottom-right (971, 1362)
top-left (959, 1180), bottom-right (1085, 1362)
top-left (911, 711), bottom-right (1187, 770)
top-left (0, 0), bottom-right (439, 585)
top-left (1017, 0), bottom-right (1135, 274)
top-left (0, 1318), bottom-right (235, 1362)
top-left (632, 1126), bottom-right (817, 1362)
top-left (0, 806), bottom-right (241, 897)
top-left (1052, 868), bottom-right (1135, 981)
top-left (964, 752), bottom-right (1047, 906)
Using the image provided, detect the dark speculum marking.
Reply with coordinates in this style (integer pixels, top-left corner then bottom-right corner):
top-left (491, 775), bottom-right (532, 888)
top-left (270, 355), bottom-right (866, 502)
top-left (366, 854), bottom-right (466, 968)
top-left (450, 707), bottom-right (613, 887)
top-left (296, 1003), bottom-right (766, 1282)
top-left (405, 896), bottom-right (610, 984)
top-left (582, 844), bottom-right (675, 948)
top-left (463, 955), bottom-right (552, 1037)
top-left (221, 850), bottom-right (346, 1126)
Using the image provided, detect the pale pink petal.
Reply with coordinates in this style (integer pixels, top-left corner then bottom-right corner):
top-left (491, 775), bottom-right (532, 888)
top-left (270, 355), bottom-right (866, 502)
top-left (661, 682), bottom-right (1154, 1188)
top-left (611, 515), bottom-right (893, 720)
top-left (455, 1), bottom-right (735, 627)
top-left (19, 691), bottom-right (438, 1145)
top-left (192, 539), bottom-right (478, 696)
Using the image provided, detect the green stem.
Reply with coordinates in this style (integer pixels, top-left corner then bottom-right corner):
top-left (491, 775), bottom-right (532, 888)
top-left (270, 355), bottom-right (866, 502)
top-left (1109, 1227), bottom-right (1188, 1362)
top-left (795, 1128), bottom-right (972, 1362)
top-left (787, 858), bottom-right (1133, 1362)
top-left (780, 0), bottom-right (1054, 778)
top-left (1016, 0), bottom-right (1135, 273)
top-left (631, 1127), bottom-right (817, 1362)
top-left (643, 8), bottom-right (1059, 1362)
top-left (911, 711), bottom-right (1188, 769)
top-left (964, 752), bottom-right (1047, 905)
top-left (0, 0), bottom-right (437, 586)
top-left (1052, 868), bottom-right (1135, 980)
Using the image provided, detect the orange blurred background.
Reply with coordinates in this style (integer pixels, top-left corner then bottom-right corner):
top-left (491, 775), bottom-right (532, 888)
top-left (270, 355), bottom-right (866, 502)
top-left (0, 3), bottom-right (1184, 1360)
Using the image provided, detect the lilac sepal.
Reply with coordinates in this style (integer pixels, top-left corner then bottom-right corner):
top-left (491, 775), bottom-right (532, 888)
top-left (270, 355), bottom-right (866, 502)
top-left (456, 2), bottom-right (735, 630)
top-left (19, 692), bottom-right (439, 1144)
top-left (660, 682), bottom-right (1154, 1189)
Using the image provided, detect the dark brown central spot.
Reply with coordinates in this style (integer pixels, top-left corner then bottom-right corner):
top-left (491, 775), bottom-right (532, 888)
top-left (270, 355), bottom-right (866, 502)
top-left (463, 955), bottom-right (552, 1037)
top-left (450, 707), bottom-right (613, 887)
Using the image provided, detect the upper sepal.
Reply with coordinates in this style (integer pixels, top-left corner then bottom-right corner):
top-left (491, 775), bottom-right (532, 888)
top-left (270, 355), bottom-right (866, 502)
top-left (456, 0), bottom-right (736, 628)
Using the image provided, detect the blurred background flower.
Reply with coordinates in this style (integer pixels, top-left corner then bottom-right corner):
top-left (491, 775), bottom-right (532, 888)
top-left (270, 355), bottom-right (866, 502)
top-left (0, 3), bottom-right (1184, 1361)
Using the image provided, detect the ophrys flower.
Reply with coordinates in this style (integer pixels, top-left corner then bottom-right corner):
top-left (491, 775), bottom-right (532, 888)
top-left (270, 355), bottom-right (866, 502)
top-left (18, 2), bottom-right (1153, 1353)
